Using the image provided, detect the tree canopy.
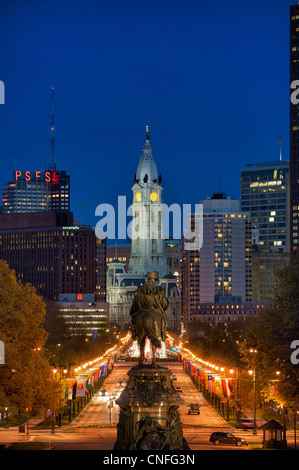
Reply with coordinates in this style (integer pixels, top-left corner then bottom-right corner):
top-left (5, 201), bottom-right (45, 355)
top-left (0, 261), bottom-right (60, 414)
top-left (244, 258), bottom-right (299, 409)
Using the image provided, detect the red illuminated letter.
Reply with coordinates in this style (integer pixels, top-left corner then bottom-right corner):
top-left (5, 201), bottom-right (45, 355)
top-left (45, 171), bottom-right (51, 182)
top-left (25, 171), bottom-right (31, 181)
top-left (35, 171), bottom-right (41, 179)
top-left (15, 171), bottom-right (21, 180)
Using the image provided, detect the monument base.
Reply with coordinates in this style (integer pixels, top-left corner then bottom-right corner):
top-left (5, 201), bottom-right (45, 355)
top-left (113, 364), bottom-right (190, 450)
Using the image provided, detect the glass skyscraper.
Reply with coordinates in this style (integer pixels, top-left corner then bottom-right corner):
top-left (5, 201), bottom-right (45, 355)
top-left (240, 160), bottom-right (289, 253)
top-left (290, 5), bottom-right (299, 257)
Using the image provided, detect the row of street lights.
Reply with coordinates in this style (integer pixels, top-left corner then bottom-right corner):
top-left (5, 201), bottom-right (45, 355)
top-left (50, 334), bottom-right (132, 430)
top-left (181, 346), bottom-right (284, 435)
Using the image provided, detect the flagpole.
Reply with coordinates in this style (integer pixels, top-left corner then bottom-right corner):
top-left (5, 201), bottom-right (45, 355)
top-left (227, 398), bottom-right (230, 422)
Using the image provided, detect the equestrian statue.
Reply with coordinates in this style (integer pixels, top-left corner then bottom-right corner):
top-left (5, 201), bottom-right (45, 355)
top-left (130, 272), bottom-right (168, 367)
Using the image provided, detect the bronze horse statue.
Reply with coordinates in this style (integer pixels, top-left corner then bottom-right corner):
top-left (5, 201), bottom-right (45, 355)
top-left (130, 272), bottom-right (169, 367)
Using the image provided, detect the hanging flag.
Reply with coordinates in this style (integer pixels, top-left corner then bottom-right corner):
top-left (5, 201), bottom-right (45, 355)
top-left (199, 369), bottom-right (206, 388)
top-left (221, 378), bottom-right (234, 398)
top-left (88, 372), bottom-right (94, 387)
top-left (208, 374), bottom-right (215, 393)
top-left (191, 363), bottom-right (197, 377)
top-left (65, 378), bottom-right (77, 400)
top-left (76, 377), bottom-right (87, 397)
top-left (205, 372), bottom-right (210, 388)
top-left (94, 368), bottom-right (100, 381)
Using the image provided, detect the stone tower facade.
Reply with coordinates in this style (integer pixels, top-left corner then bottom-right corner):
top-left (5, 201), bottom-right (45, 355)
top-left (129, 126), bottom-right (168, 278)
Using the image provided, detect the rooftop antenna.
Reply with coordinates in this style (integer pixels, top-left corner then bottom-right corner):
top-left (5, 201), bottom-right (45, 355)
top-left (50, 87), bottom-right (56, 171)
top-left (279, 135), bottom-right (282, 161)
top-left (81, 203), bottom-right (85, 224)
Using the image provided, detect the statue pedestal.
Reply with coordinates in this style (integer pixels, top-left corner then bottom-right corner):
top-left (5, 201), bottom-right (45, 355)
top-left (114, 364), bottom-right (189, 450)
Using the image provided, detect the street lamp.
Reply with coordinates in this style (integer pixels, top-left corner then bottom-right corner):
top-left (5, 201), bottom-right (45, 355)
top-left (53, 365), bottom-right (68, 426)
top-left (229, 367), bottom-right (241, 421)
top-left (248, 368), bottom-right (257, 435)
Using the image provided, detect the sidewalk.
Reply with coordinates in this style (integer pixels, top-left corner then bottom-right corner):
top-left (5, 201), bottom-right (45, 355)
top-left (24, 414), bottom-right (44, 428)
top-left (0, 414), bottom-right (44, 432)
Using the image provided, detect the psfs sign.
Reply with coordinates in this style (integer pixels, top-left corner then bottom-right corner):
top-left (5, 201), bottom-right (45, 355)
top-left (13, 170), bottom-right (58, 183)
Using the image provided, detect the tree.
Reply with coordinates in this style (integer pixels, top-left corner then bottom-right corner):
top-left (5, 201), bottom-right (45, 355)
top-left (244, 257), bottom-right (299, 410)
top-left (0, 261), bottom-right (60, 416)
top-left (43, 300), bottom-right (68, 347)
top-left (184, 319), bottom-right (247, 366)
top-left (50, 326), bottom-right (117, 370)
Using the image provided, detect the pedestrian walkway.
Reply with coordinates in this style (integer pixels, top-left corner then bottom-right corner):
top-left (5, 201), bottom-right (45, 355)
top-left (0, 414), bottom-right (44, 432)
top-left (24, 415), bottom-right (44, 428)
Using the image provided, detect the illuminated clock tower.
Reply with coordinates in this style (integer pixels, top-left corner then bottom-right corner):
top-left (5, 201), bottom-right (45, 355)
top-left (128, 126), bottom-right (168, 278)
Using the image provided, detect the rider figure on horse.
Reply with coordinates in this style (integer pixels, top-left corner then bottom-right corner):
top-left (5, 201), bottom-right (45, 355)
top-left (130, 271), bottom-right (169, 346)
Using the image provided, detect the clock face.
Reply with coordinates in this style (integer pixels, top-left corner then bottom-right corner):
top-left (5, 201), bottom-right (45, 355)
top-left (150, 191), bottom-right (158, 202)
top-left (136, 192), bottom-right (142, 202)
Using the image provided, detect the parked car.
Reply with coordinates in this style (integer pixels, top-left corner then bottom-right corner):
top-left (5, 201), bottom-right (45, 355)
top-left (209, 432), bottom-right (248, 447)
top-left (100, 389), bottom-right (108, 396)
top-left (174, 386), bottom-right (183, 393)
top-left (187, 403), bottom-right (200, 415)
top-left (236, 418), bottom-right (256, 430)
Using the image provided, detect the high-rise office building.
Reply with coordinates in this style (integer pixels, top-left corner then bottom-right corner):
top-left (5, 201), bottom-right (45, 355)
top-left (1, 169), bottom-right (70, 214)
top-left (290, 5), bottom-right (299, 257)
top-left (95, 238), bottom-right (107, 302)
top-left (0, 212), bottom-right (95, 300)
top-left (181, 192), bottom-right (252, 322)
top-left (240, 160), bottom-right (290, 302)
top-left (57, 293), bottom-right (109, 337)
top-left (251, 249), bottom-right (290, 302)
top-left (188, 302), bottom-right (266, 325)
top-left (240, 160), bottom-right (289, 252)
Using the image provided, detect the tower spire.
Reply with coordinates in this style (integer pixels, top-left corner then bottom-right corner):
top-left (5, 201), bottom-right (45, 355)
top-left (50, 87), bottom-right (56, 171)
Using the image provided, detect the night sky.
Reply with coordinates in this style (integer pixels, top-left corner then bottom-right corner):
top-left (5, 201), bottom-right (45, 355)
top-left (0, 0), bottom-right (294, 239)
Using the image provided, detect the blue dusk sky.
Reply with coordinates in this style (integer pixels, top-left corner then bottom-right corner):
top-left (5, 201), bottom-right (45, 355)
top-left (0, 0), bottom-right (295, 238)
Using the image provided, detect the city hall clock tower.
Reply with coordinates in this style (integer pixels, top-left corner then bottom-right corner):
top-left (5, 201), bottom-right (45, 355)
top-left (128, 126), bottom-right (168, 278)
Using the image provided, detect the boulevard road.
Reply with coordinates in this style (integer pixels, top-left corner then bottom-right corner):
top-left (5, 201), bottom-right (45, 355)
top-left (70, 360), bottom-right (229, 430)
top-left (0, 359), bottom-right (268, 450)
